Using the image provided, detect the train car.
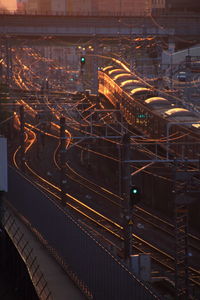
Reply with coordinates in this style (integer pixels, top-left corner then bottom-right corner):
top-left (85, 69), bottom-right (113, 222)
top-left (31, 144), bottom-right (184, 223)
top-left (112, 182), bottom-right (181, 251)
top-left (98, 68), bottom-right (200, 160)
top-left (130, 87), bottom-right (157, 100)
top-left (113, 73), bottom-right (134, 83)
top-left (102, 66), bottom-right (114, 72)
top-left (120, 80), bottom-right (144, 92)
top-left (190, 62), bottom-right (200, 73)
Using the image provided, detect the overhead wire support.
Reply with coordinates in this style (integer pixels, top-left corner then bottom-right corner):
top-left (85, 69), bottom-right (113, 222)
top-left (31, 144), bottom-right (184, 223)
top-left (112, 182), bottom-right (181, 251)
top-left (60, 117), bottom-right (67, 206)
top-left (120, 133), bottom-right (133, 261)
top-left (173, 159), bottom-right (190, 299)
top-left (120, 137), bottom-right (200, 297)
top-left (20, 105), bottom-right (25, 172)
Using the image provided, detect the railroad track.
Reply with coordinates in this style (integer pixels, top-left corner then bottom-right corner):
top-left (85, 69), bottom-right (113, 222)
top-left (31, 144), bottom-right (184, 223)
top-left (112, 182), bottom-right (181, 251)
top-left (11, 126), bottom-right (200, 295)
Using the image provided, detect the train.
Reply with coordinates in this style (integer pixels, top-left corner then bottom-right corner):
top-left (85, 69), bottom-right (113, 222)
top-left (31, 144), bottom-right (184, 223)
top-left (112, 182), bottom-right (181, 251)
top-left (98, 66), bottom-right (200, 160)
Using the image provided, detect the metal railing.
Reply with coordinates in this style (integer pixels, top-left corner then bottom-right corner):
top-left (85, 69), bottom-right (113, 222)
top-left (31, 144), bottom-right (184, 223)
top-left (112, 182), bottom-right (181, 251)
top-left (0, 9), bottom-right (150, 17)
top-left (3, 208), bottom-right (52, 300)
top-left (0, 9), bottom-right (199, 18)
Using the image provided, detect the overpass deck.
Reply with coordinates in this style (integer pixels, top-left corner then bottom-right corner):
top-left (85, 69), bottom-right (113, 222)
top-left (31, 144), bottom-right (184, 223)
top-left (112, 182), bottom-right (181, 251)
top-left (3, 203), bottom-right (85, 300)
top-left (0, 13), bottom-right (200, 38)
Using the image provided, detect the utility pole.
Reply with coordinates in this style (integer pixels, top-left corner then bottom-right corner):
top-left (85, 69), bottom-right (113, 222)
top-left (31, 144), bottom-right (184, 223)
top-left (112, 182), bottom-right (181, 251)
top-left (20, 105), bottom-right (25, 172)
top-left (92, 39), bottom-right (98, 95)
top-left (60, 117), bottom-right (66, 206)
top-left (173, 159), bottom-right (188, 299)
top-left (120, 133), bottom-right (133, 260)
top-left (0, 137), bottom-right (7, 266)
top-left (173, 158), bottom-right (199, 299)
top-left (5, 37), bottom-right (13, 92)
top-left (0, 136), bottom-right (7, 229)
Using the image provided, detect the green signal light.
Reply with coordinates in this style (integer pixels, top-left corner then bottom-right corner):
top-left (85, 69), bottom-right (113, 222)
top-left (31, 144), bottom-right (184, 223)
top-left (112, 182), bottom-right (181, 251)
top-left (80, 56), bottom-right (85, 64)
top-left (130, 186), bottom-right (141, 206)
top-left (132, 189), bottom-right (138, 194)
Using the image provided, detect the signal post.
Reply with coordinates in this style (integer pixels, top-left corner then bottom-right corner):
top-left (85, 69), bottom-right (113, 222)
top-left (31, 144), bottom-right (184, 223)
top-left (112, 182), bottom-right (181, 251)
top-left (121, 134), bottom-right (141, 261)
top-left (121, 133), bottom-right (133, 260)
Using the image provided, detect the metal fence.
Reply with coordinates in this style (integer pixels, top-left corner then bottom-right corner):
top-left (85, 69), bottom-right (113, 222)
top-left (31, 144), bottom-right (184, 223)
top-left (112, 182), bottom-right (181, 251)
top-left (7, 166), bottom-right (160, 300)
top-left (3, 208), bottom-right (52, 300)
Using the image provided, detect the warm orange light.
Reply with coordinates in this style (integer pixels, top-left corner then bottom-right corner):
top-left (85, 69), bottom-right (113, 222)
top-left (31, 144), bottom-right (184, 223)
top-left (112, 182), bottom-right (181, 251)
top-left (0, 0), bottom-right (17, 11)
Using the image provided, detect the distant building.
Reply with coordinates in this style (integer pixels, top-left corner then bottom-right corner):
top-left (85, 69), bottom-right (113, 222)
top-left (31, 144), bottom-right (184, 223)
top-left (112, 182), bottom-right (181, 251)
top-left (25, 0), bottom-right (38, 12)
top-left (165, 0), bottom-right (200, 12)
top-left (151, 0), bottom-right (165, 15)
top-left (152, 0), bottom-right (165, 10)
top-left (98, 0), bottom-right (152, 16)
top-left (25, 0), bottom-right (152, 16)
top-left (38, 0), bottom-right (51, 14)
top-left (17, 0), bottom-right (26, 11)
top-left (66, 0), bottom-right (92, 15)
top-left (66, 0), bottom-right (152, 16)
top-left (51, 0), bottom-right (66, 14)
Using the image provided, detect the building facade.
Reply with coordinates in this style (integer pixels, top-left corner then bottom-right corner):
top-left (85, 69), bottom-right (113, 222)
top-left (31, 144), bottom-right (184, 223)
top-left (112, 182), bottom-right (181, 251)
top-left (152, 0), bottom-right (165, 10)
top-left (96, 0), bottom-right (152, 16)
top-left (25, 0), bottom-right (38, 12)
top-left (51, 0), bottom-right (67, 14)
top-left (25, 0), bottom-right (152, 16)
top-left (38, 0), bottom-right (51, 13)
top-left (166, 0), bottom-right (200, 12)
top-left (151, 0), bottom-right (165, 14)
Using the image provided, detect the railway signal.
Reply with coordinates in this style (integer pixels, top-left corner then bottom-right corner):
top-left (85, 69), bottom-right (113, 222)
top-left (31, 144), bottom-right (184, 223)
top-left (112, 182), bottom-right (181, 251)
top-left (130, 185), bottom-right (141, 207)
top-left (80, 56), bottom-right (86, 65)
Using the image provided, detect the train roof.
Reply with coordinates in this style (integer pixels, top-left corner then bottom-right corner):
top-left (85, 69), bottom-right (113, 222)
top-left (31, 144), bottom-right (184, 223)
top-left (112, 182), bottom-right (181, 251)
top-left (120, 79), bottom-right (141, 88)
top-left (113, 73), bottom-right (133, 82)
top-left (130, 87), bottom-right (152, 95)
top-left (164, 108), bottom-right (196, 117)
top-left (102, 65), bottom-right (114, 72)
top-left (108, 68), bottom-right (128, 76)
top-left (192, 123), bottom-right (200, 129)
top-left (145, 97), bottom-right (170, 106)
